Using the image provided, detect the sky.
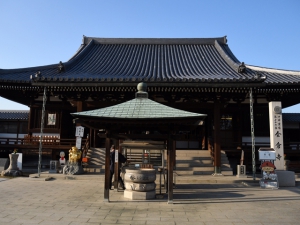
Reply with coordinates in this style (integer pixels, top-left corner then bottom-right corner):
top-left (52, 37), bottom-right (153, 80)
top-left (0, 0), bottom-right (299, 112)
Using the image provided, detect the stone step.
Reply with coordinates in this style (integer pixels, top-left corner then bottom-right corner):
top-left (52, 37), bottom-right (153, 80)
top-left (174, 171), bottom-right (214, 175)
top-left (83, 168), bottom-right (105, 174)
top-left (176, 152), bottom-right (211, 157)
top-left (175, 156), bottom-right (212, 160)
top-left (222, 171), bottom-right (233, 175)
top-left (176, 150), bottom-right (211, 154)
top-left (221, 164), bottom-right (232, 169)
top-left (83, 164), bottom-right (105, 169)
top-left (174, 167), bottom-right (214, 171)
top-left (176, 162), bottom-right (213, 167)
top-left (83, 148), bottom-right (106, 173)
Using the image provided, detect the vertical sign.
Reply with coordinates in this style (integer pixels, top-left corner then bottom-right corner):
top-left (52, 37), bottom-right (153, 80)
top-left (76, 136), bottom-right (82, 149)
top-left (269, 102), bottom-right (284, 170)
top-left (75, 126), bottom-right (84, 137)
top-left (115, 150), bottom-right (118, 163)
top-left (75, 126), bottom-right (84, 150)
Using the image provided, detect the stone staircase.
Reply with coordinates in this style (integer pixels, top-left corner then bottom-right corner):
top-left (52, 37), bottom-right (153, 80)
top-left (220, 150), bottom-right (234, 175)
top-left (83, 147), bottom-right (105, 174)
top-left (174, 149), bottom-right (233, 176)
top-left (82, 148), bottom-right (233, 176)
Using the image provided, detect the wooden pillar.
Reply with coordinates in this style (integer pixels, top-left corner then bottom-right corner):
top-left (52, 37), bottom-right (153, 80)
top-left (114, 140), bottom-right (119, 189)
top-left (167, 136), bottom-right (174, 204)
top-left (173, 140), bottom-right (176, 170)
top-left (237, 104), bottom-right (243, 150)
top-left (104, 132), bottom-right (111, 202)
top-left (76, 101), bottom-right (83, 126)
top-left (93, 129), bottom-right (97, 147)
top-left (28, 108), bottom-right (34, 134)
top-left (89, 129), bottom-right (93, 148)
top-left (214, 101), bottom-right (222, 174)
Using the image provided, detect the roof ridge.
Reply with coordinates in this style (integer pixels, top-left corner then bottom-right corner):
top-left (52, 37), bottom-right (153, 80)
top-left (82, 36), bottom-right (227, 45)
top-left (246, 65), bottom-right (300, 75)
top-left (64, 39), bottom-right (95, 70)
top-left (214, 40), bottom-right (241, 72)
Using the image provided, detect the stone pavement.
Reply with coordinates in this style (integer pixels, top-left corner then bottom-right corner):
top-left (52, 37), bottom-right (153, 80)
top-left (0, 174), bottom-right (300, 225)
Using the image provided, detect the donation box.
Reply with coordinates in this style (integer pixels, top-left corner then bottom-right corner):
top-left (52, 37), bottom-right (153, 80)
top-left (258, 148), bottom-right (278, 189)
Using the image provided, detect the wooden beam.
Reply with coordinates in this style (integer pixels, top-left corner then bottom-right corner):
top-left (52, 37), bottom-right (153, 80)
top-left (98, 133), bottom-right (169, 140)
top-left (31, 81), bottom-right (266, 88)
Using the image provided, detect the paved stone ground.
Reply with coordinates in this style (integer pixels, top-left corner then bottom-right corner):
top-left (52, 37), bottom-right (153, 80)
top-left (0, 175), bottom-right (300, 225)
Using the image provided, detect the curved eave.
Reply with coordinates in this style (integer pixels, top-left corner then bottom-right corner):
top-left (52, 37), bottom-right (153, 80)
top-left (71, 114), bottom-right (206, 121)
top-left (71, 96), bottom-right (207, 121)
top-left (0, 63), bottom-right (59, 83)
top-left (246, 64), bottom-right (300, 85)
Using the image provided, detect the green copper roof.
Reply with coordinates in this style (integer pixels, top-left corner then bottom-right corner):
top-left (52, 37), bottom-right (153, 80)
top-left (72, 98), bottom-right (206, 119)
top-left (72, 83), bottom-right (206, 120)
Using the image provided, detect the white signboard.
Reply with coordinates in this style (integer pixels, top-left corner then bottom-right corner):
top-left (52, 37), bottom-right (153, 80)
top-left (48, 114), bottom-right (56, 125)
top-left (76, 136), bottom-right (82, 149)
top-left (269, 102), bottom-right (284, 170)
top-left (75, 126), bottom-right (84, 137)
top-left (115, 150), bottom-right (118, 163)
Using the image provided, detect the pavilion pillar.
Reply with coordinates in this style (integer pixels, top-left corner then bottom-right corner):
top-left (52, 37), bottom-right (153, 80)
top-left (89, 129), bottom-right (93, 148)
top-left (93, 129), bottom-right (98, 148)
top-left (213, 101), bottom-right (222, 175)
top-left (104, 132), bottom-right (111, 202)
top-left (167, 136), bottom-right (174, 204)
top-left (114, 140), bottom-right (120, 189)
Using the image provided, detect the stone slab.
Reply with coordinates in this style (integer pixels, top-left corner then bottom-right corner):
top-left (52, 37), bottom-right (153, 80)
top-left (124, 189), bottom-right (156, 200)
top-left (276, 170), bottom-right (295, 187)
top-left (0, 158), bottom-right (9, 172)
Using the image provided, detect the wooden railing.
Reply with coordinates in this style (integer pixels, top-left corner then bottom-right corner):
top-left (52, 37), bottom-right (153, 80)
top-left (0, 136), bottom-right (77, 147)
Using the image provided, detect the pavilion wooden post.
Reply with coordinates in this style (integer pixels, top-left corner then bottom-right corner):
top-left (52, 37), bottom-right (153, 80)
top-left (114, 140), bottom-right (119, 189)
top-left (93, 129), bottom-right (97, 147)
top-left (213, 101), bottom-right (222, 175)
top-left (89, 129), bottom-right (93, 148)
top-left (104, 132), bottom-right (111, 202)
top-left (167, 135), bottom-right (174, 204)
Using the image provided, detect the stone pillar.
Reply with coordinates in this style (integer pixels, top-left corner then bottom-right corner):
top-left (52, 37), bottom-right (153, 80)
top-left (1, 154), bottom-right (22, 177)
top-left (269, 102), bottom-right (284, 170)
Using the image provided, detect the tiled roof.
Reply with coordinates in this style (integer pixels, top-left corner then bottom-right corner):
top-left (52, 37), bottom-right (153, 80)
top-left (72, 97), bottom-right (206, 120)
top-left (282, 113), bottom-right (300, 122)
top-left (72, 85), bottom-right (206, 119)
top-left (0, 36), bottom-right (299, 85)
top-left (0, 110), bottom-right (29, 120)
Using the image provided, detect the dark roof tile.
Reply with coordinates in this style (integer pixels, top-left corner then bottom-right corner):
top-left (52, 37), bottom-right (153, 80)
top-left (1, 37), bottom-right (299, 85)
top-left (0, 110), bottom-right (29, 120)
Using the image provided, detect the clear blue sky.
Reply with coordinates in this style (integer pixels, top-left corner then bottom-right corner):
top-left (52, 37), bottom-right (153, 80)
top-left (0, 0), bottom-right (299, 112)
